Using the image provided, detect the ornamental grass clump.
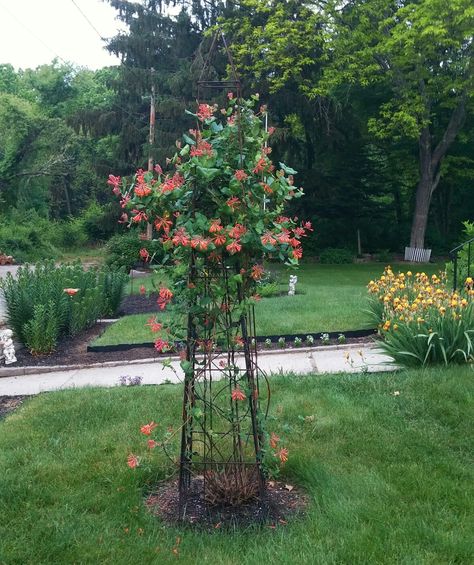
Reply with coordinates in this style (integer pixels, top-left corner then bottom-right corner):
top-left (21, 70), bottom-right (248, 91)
top-left (367, 267), bottom-right (474, 367)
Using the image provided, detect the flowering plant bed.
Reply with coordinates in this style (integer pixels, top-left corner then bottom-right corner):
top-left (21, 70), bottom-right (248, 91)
top-left (368, 267), bottom-right (474, 366)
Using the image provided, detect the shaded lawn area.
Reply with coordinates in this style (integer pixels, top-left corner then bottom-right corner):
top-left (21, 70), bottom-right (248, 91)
top-left (1, 366), bottom-right (472, 564)
top-left (94, 262), bottom-right (445, 346)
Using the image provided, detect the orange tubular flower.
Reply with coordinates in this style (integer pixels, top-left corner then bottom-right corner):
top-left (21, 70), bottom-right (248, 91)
top-left (154, 216), bottom-right (173, 234)
top-left (139, 248), bottom-right (150, 262)
top-left (213, 234), bottom-right (227, 246)
top-left (145, 317), bottom-right (162, 333)
top-left (276, 447), bottom-right (289, 464)
top-left (157, 287), bottom-right (173, 310)
top-left (269, 432), bottom-right (280, 449)
top-left (140, 421), bottom-right (158, 436)
top-left (226, 196), bottom-right (240, 211)
top-left (209, 219), bottom-right (223, 233)
top-left (63, 288), bottom-right (79, 296)
top-left (231, 387), bottom-right (246, 401)
top-left (234, 169), bottom-right (248, 182)
top-left (154, 338), bottom-right (170, 352)
top-left (127, 454), bottom-right (139, 468)
top-left (228, 223), bottom-right (247, 239)
top-left (197, 103), bottom-right (215, 121)
top-left (226, 239), bottom-right (242, 254)
top-left (261, 232), bottom-right (277, 246)
top-left (251, 264), bottom-right (265, 280)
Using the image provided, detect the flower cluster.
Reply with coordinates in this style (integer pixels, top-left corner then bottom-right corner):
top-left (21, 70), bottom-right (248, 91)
top-left (368, 267), bottom-right (473, 330)
top-left (368, 267), bottom-right (474, 367)
top-left (110, 97), bottom-right (312, 274)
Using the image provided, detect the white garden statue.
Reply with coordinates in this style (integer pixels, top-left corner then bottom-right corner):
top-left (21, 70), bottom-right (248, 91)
top-left (0, 329), bottom-right (17, 364)
top-left (288, 275), bottom-right (298, 296)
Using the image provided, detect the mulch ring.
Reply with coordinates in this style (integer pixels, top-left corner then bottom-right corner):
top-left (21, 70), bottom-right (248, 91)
top-left (145, 477), bottom-right (308, 530)
top-left (0, 396), bottom-right (25, 419)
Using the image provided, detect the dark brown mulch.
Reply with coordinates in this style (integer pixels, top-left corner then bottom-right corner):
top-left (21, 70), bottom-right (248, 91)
top-left (0, 395), bottom-right (25, 419)
top-left (12, 323), bottom-right (160, 368)
top-left (145, 478), bottom-right (308, 529)
top-left (118, 293), bottom-right (160, 316)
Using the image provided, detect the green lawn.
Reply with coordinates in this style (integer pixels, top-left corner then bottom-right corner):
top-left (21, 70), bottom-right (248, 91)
top-left (1, 366), bottom-right (472, 563)
top-left (94, 262), bottom-right (445, 346)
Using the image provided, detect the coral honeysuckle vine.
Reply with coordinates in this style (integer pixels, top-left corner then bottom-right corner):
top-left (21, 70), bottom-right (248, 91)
top-left (109, 94), bottom-right (312, 351)
top-left (111, 95), bottom-right (312, 482)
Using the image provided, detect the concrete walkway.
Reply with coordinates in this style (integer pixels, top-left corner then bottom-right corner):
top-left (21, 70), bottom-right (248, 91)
top-left (0, 344), bottom-right (396, 396)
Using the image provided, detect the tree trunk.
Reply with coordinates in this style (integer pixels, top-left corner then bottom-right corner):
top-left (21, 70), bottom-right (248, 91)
top-left (410, 128), bottom-right (433, 248)
top-left (409, 97), bottom-right (466, 249)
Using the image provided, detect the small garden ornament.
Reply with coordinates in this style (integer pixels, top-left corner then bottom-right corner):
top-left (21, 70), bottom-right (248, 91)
top-left (0, 329), bottom-right (17, 364)
top-left (288, 274), bottom-right (298, 296)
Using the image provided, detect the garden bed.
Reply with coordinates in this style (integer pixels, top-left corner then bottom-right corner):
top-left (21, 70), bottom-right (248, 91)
top-left (11, 323), bottom-right (162, 368)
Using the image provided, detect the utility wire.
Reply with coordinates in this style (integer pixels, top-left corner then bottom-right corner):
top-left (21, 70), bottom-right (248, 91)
top-left (70, 0), bottom-right (106, 41)
top-left (0, 0), bottom-right (70, 66)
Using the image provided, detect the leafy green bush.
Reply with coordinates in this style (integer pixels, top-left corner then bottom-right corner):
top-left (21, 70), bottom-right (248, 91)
top-left (0, 210), bottom-right (60, 262)
top-left (0, 261), bottom-right (128, 353)
top-left (368, 267), bottom-right (474, 367)
top-left (319, 247), bottom-right (354, 264)
top-left (80, 201), bottom-right (121, 242)
top-left (104, 232), bottom-right (164, 272)
top-left (375, 249), bottom-right (393, 263)
top-left (258, 282), bottom-right (280, 297)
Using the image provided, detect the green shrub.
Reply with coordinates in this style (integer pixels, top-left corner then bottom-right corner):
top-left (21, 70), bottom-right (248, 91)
top-left (368, 267), bottom-right (474, 367)
top-left (0, 211), bottom-right (59, 262)
top-left (104, 232), bottom-right (164, 271)
top-left (80, 201), bottom-right (121, 242)
top-left (319, 248), bottom-right (354, 264)
top-left (257, 282), bottom-right (280, 297)
top-left (375, 249), bottom-right (393, 263)
top-left (0, 261), bottom-right (127, 354)
top-left (51, 218), bottom-right (88, 250)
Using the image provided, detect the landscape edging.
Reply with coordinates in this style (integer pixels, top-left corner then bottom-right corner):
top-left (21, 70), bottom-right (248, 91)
top-left (88, 328), bottom-right (377, 352)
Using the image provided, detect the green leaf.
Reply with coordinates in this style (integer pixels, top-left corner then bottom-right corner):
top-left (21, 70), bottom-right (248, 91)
top-left (279, 162), bottom-right (297, 175)
top-left (182, 133), bottom-right (196, 145)
top-left (180, 360), bottom-right (193, 374)
top-left (196, 166), bottom-right (220, 181)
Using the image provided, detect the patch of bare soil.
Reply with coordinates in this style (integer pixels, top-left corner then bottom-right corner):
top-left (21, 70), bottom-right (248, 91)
top-left (145, 478), bottom-right (308, 529)
top-left (0, 396), bottom-right (25, 419)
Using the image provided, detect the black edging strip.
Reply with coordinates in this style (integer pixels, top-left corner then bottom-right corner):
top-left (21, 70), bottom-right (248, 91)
top-left (87, 328), bottom-right (377, 353)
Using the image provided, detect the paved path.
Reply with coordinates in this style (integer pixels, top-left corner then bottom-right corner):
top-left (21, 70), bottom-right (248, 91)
top-left (0, 345), bottom-right (396, 396)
